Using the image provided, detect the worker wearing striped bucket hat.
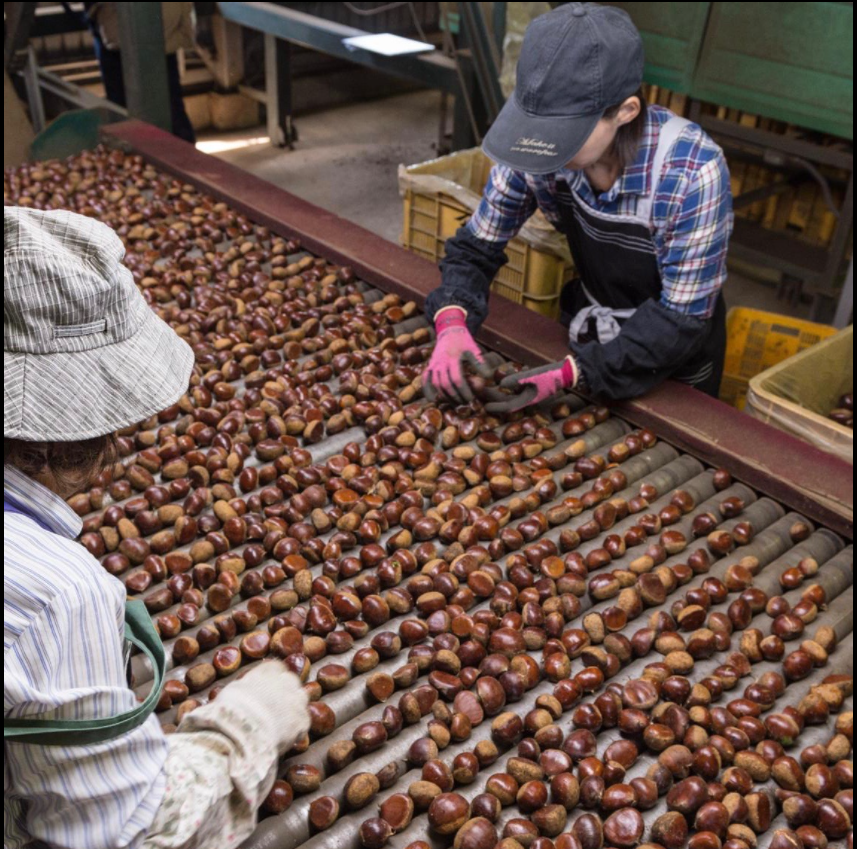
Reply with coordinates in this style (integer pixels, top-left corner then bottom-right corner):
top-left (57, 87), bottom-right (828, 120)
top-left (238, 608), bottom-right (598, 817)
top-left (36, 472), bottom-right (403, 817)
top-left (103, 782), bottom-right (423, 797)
top-left (4, 206), bottom-right (309, 848)
top-left (423, 2), bottom-right (732, 411)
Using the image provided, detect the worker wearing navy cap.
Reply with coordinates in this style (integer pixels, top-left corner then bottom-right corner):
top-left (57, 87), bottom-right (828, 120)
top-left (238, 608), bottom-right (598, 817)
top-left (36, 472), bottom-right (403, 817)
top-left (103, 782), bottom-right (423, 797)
top-left (422, 2), bottom-right (732, 410)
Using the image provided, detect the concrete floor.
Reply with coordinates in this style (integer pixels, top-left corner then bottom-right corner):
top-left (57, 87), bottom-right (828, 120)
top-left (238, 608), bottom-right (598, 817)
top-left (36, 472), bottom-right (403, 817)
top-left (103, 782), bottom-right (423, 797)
top-left (198, 90), bottom-right (813, 321)
top-left (197, 89), bottom-right (445, 246)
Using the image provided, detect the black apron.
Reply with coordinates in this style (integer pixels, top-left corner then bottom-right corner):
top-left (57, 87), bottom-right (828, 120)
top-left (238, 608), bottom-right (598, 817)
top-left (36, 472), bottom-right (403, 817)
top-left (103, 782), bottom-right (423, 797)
top-left (555, 115), bottom-right (726, 398)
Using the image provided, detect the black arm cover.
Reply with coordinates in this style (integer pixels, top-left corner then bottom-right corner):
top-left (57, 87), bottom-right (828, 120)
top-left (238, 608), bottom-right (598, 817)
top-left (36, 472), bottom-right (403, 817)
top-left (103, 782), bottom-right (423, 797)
top-left (425, 226), bottom-right (509, 336)
top-left (571, 298), bottom-right (712, 400)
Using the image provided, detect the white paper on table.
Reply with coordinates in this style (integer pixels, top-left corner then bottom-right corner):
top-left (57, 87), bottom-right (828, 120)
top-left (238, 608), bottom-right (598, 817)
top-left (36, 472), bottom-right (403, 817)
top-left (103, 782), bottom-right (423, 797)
top-left (342, 33), bottom-right (435, 56)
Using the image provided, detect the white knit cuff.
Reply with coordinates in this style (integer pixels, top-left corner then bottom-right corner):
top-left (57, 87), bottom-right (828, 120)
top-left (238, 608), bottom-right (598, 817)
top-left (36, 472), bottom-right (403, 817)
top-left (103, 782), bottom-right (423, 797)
top-left (179, 662), bottom-right (310, 756)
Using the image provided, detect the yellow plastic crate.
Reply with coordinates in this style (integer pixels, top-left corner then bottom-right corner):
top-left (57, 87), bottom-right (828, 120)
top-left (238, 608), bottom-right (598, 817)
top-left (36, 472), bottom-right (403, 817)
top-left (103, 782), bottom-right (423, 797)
top-left (400, 149), bottom-right (574, 320)
top-left (746, 326), bottom-right (852, 463)
top-left (719, 307), bottom-right (838, 410)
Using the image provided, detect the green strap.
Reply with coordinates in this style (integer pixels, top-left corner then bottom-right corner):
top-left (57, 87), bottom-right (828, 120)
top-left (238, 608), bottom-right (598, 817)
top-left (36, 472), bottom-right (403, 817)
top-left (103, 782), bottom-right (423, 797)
top-left (4, 600), bottom-right (166, 746)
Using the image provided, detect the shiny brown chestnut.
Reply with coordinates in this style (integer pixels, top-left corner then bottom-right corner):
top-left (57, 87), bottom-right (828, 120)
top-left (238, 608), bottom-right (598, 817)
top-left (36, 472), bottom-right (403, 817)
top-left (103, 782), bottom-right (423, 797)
top-left (603, 808), bottom-right (644, 848)
top-left (427, 792), bottom-right (470, 835)
top-left (650, 811), bottom-right (689, 849)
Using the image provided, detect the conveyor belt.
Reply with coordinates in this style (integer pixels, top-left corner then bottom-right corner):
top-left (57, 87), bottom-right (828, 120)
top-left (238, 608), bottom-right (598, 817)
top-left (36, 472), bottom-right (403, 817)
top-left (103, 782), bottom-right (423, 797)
top-left (4, 137), bottom-right (853, 849)
top-left (99, 120), bottom-right (854, 539)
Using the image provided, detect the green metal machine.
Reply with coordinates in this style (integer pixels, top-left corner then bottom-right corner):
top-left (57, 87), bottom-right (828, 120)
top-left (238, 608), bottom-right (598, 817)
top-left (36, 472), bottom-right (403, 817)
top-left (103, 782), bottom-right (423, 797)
top-left (606, 1), bottom-right (853, 322)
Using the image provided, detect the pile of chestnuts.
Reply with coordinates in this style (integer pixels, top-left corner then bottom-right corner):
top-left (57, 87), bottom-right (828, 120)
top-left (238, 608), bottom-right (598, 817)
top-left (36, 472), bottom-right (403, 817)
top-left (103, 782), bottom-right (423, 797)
top-left (5, 148), bottom-right (852, 849)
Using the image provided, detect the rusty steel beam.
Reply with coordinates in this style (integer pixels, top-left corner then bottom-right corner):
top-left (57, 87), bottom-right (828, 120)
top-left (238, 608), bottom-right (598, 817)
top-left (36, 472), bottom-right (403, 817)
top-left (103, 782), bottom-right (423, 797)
top-left (101, 120), bottom-right (853, 539)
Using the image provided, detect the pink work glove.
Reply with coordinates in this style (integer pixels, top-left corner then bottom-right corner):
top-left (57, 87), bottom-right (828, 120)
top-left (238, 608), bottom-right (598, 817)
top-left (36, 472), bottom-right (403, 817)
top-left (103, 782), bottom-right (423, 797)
top-left (485, 356), bottom-right (580, 414)
top-left (423, 306), bottom-right (491, 405)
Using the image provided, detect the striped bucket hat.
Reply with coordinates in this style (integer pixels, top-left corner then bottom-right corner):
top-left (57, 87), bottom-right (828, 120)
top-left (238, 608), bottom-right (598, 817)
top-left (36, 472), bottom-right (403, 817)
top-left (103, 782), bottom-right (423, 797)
top-left (4, 206), bottom-right (194, 441)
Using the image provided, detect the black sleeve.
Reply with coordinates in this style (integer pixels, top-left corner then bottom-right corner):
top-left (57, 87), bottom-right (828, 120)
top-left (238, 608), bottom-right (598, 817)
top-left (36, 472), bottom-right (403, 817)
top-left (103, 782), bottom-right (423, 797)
top-left (571, 298), bottom-right (711, 400)
top-left (424, 226), bottom-right (509, 336)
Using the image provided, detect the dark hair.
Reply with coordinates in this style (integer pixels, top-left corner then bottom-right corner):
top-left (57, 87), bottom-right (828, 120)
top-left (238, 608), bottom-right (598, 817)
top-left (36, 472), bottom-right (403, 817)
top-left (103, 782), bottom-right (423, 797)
top-left (603, 87), bottom-right (647, 171)
top-left (4, 435), bottom-right (117, 496)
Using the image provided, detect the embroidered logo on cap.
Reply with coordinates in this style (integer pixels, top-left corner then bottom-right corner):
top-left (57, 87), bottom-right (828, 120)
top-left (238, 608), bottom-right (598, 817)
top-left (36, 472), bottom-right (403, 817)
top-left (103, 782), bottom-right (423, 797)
top-left (510, 137), bottom-right (558, 156)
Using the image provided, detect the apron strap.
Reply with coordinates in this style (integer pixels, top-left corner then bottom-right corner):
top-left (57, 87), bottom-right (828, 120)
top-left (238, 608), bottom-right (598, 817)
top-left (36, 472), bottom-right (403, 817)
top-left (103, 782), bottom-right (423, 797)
top-left (4, 601), bottom-right (166, 746)
top-left (567, 282), bottom-right (636, 344)
top-left (634, 114), bottom-right (693, 227)
top-left (3, 497), bottom-right (166, 746)
top-left (568, 114), bottom-right (694, 346)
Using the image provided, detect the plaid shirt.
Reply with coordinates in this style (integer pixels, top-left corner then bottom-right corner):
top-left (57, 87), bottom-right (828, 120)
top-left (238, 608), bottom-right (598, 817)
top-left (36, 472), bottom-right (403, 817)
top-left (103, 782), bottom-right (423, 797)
top-left (468, 105), bottom-right (733, 318)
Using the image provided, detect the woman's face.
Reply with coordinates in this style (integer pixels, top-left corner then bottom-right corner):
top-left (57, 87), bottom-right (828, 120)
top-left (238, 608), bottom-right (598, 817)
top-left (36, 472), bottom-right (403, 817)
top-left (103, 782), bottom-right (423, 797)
top-left (565, 96), bottom-right (641, 169)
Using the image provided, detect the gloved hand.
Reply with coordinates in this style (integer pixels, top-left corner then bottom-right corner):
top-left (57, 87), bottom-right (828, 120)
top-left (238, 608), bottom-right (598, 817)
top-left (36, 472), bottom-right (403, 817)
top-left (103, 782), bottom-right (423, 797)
top-left (179, 660), bottom-right (310, 757)
top-left (422, 306), bottom-right (492, 405)
top-left (484, 355), bottom-right (580, 415)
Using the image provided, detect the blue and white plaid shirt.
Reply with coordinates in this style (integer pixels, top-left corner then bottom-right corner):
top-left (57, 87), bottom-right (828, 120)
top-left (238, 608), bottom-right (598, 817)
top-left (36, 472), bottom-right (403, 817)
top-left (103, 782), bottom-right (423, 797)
top-left (467, 105), bottom-right (733, 318)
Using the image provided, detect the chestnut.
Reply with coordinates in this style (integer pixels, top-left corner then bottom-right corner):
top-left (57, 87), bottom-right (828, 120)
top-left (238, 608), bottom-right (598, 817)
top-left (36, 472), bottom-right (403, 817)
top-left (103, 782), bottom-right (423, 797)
top-left (651, 811), bottom-right (689, 849)
top-left (687, 832), bottom-right (722, 849)
top-left (768, 830), bottom-right (805, 849)
top-left (784, 650), bottom-right (814, 681)
top-left (815, 798), bottom-right (851, 839)
top-left (599, 783), bottom-right (634, 813)
top-left (262, 778), bottom-right (294, 814)
top-left (695, 802), bottom-right (730, 838)
top-left (453, 817), bottom-right (498, 849)
top-left (327, 740), bottom-right (357, 773)
top-left (408, 738), bottom-right (439, 767)
top-left (517, 780), bottom-right (549, 813)
top-left (790, 521), bottom-right (812, 542)
top-left (378, 793), bottom-right (414, 833)
top-left (486, 772), bottom-right (519, 806)
top-left (745, 792), bottom-right (773, 833)
top-left (428, 792), bottom-right (470, 835)
top-left (309, 796), bottom-right (340, 832)
top-left (532, 804), bottom-right (568, 837)
top-left (713, 469), bottom-right (732, 490)
top-left (667, 776), bottom-right (710, 817)
top-left (453, 752), bottom-right (480, 785)
top-left (470, 792), bottom-right (501, 822)
top-left (773, 757), bottom-right (807, 792)
top-left (783, 793), bottom-right (818, 828)
top-left (795, 826), bottom-right (827, 849)
top-left (552, 772), bottom-right (581, 810)
top-left (308, 701), bottom-right (336, 737)
top-left (359, 817), bottom-right (392, 848)
top-left (505, 818), bottom-right (540, 848)
top-left (492, 711), bottom-right (524, 747)
top-left (572, 813), bottom-right (604, 849)
top-left (185, 663), bottom-right (216, 693)
top-left (409, 780), bottom-right (442, 810)
top-left (604, 807), bottom-right (643, 847)
top-left (806, 764), bottom-right (840, 799)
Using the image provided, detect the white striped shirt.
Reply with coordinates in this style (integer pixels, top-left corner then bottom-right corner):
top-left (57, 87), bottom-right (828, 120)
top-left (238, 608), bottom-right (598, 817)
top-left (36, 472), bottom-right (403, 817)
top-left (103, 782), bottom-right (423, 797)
top-left (4, 464), bottom-right (168, 849)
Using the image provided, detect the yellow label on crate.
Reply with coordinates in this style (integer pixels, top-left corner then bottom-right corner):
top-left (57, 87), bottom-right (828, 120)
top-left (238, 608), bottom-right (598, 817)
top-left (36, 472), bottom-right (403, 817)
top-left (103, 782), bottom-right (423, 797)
top-left (723, 308), bottom-right (837, 381)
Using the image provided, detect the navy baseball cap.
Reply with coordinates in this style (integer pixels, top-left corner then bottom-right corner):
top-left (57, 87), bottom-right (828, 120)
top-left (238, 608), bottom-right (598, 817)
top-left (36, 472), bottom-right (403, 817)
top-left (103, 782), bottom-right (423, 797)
top-left (483, 2), bottom-right (644, 175)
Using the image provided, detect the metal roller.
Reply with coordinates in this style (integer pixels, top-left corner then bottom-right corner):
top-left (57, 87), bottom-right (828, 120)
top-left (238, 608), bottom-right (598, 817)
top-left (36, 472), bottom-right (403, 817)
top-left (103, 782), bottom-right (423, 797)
top-left (140, 416), bottom-right (639, 687)
top-left (735, 527), bottom-right (846, 598)
top-left (392, 316), bottom-right (432, 335)
top-left (782, 544), bottom-right (853, 602)
top-left (248, 673), bottom-right (564, 849)
top-left (758, 697), bottom-right (853, 849)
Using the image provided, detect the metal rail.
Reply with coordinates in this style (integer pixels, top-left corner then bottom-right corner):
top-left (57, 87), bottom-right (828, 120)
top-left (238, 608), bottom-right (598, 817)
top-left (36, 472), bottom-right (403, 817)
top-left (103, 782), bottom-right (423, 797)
top-left (218, 2), bottom-right (460, 93)
top-left (22, 47), bottom-right (128, 134)
top-left (217, 1), bottom-right (479, 150)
